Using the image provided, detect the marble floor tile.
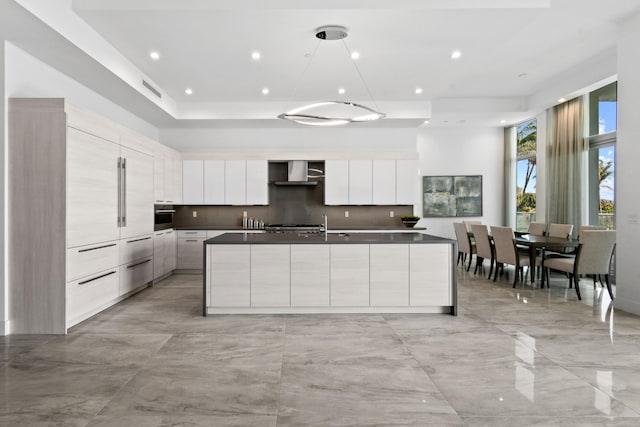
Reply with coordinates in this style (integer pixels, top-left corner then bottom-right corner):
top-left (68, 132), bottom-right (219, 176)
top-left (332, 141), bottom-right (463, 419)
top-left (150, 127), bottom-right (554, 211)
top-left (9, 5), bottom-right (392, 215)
top-left (1, 267), bottom-right (639, 426)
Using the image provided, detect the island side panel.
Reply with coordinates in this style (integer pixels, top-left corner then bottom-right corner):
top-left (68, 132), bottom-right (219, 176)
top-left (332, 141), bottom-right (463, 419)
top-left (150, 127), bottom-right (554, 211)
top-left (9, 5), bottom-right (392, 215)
top-left (409, 244), bottom-right (452, 307)
top-left (370, 244), bottom-right (409, 306)
top-left (209, 245), bottom-right (251, 307)
top-left (330, 244), bottom-right (370, 307)
top-left (291, 245), bottom-right (330, 307)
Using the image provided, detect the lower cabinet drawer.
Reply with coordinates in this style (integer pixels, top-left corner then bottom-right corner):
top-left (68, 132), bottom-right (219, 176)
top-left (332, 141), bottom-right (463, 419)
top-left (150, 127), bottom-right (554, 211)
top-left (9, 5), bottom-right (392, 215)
top-left (120, 235), bottom-right (153, 265)
top-left (120, 257), bottom-right (153, 296)
top-left (66, 267), bottom-right (120, 325)
top-left (67, 240), bottom-right (119, 282)
top-left (177, 238), bottom-right (205, 269)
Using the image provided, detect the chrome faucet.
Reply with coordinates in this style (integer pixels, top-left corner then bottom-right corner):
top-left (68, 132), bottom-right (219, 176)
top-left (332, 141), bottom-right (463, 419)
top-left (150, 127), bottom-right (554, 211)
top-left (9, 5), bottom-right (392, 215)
top-left (322, 213), bottom-right (328, 235)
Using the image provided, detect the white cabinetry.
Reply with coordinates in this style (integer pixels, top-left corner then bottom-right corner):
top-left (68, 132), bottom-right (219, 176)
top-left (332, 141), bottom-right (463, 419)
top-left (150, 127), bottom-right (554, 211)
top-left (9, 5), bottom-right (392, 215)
top-left (9, 99), bottom-right (155, 334)
top-left (153, 149), bottom-right (165, 204)
top-left (164, 229), bottom-right (177, 272)
top-left (325, 160), bottom-right (349, 205)
top-left (250, 245), bottom-right (290, 307)
top-left (349, 160), bottom-right (373, 205)
top-left (396, 159), bottom-right (418, 205)
top-left (182, 160), bottom-right (204, 204)
top-left (183, 159), bottom-right (268, 205)
top-left (372, 160), bottom-right (397, 204)
top-left (325, 159), bottom-right (417, 206)
top-left (246, 160), bottom-right (269, 205)
top-left (330, 244), bottom-right (370, 306)
top-left (204, 160), bottom-right (225, 204)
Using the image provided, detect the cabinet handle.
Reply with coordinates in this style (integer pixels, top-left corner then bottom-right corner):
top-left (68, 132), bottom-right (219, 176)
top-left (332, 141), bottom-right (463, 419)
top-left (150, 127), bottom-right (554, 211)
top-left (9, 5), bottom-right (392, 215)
top-left (185, 239), bottom-right (199, 242)
top-left (155, 233), bottom-right (164, 236)
top-left (166, 200), bottom-right (173, 203)
top-left (117, 157), bottom-right (122, 227)
top-left (127, 259), bottom-right (151, 269)
top-left (78, 243), bottom-right (117, 253)
top-left (185, 232), bottom-right (197, 235)
top-left (126, 236), bottom-right (152, 244)
top-left (78, 270), bottom-right (116, 285)
top-left (155, 199), bottom-right (164, 202)
top-left (122, 157), bottom-right (127, 227)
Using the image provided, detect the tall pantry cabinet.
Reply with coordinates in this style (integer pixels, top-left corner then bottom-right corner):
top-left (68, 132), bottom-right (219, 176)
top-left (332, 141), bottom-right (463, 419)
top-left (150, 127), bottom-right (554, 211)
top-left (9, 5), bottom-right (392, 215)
top-left (9, 99), bottom-right (154, 334)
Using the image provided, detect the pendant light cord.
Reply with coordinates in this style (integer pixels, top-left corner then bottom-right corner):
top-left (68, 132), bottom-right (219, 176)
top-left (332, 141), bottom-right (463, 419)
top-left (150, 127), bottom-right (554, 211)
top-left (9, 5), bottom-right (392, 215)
top-left (285, 39), bottom-right (321, 105)
top-left (341, 39), bottom-right (381, 112)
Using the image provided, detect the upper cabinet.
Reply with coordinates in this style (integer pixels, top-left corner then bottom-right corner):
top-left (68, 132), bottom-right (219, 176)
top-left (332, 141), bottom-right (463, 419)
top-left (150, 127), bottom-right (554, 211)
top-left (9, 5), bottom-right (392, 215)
top-left (153, 146), bottom-right (182, 205)
top-left (325, 159), bottom-right (417, 206)
top-left (183, 159), bottom-right (268, 205)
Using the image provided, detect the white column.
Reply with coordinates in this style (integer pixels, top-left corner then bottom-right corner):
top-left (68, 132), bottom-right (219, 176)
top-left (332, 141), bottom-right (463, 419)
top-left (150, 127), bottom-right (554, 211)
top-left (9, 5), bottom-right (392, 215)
top-left (615, 11), bottom-right (640, 315)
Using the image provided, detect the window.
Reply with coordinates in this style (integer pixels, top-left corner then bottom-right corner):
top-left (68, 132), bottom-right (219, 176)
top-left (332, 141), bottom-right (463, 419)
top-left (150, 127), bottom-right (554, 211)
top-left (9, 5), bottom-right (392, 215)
top-left (516, 119), bottom-right (537, 232)
top-left (588, 82), bottom-right (616, 229)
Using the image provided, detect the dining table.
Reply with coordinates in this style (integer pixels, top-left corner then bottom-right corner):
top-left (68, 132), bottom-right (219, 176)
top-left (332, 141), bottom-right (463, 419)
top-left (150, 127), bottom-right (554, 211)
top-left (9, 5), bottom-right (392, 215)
top-left (514, 233), bottom-right (579, 286)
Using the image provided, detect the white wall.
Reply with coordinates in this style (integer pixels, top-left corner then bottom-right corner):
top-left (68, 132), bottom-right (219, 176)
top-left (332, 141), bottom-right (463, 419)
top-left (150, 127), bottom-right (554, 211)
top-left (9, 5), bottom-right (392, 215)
top-left (5, 43), bottom-right (158, 140)
top-left (416, 127), bottom-right (504, 239)
top-left (160, 127), bottom-right (417, 156)
top-left (615, 12), bottom-right (640, 316)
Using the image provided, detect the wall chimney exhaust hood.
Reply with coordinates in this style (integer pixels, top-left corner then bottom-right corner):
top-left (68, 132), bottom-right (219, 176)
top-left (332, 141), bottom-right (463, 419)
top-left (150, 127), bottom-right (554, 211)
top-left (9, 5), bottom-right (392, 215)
top-left (274, 160), bottom-right (320, 186)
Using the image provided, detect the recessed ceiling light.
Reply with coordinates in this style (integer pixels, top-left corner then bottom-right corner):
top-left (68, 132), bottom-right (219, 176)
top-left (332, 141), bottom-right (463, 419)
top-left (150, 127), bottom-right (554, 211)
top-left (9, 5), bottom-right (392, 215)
top-left (251, 51), bottom-right (261, 60)
top-left (558, 97), bottom-right (566, 103)
top-left (451, 50), bottom-right (462, 59)
top-left (351, 51), bottom-right (360, 60)
top-left (262, 88), bottom-right (269, 95)
top-left (423, 120), bottom-right (430, 124)
top-left (149, 51), bottom-right (160, 60)
top-left (415, 88), bottom-right (423, 95)
top-left (185, 88), bottom-right (193, 95)
top-left (500, 119), bottom-right (507, 124)
top-left (338, 88), bottom-right (345, 95)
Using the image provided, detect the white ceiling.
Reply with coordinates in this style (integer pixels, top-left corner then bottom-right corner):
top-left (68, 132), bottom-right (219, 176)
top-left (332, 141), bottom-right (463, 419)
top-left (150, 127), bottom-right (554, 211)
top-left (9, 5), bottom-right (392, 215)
top-left (6, 0), bottom-right (640, 128)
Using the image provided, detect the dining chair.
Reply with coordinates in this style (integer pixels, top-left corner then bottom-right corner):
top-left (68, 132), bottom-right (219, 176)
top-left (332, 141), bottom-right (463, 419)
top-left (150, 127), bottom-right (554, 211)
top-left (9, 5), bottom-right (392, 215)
top-left (470, 224), bottom-right (494, 278)
top-left (453, 222), bottom-right (476, 271)
top-left (527, 222), bottom-right (547, 236)
top-left (490, 225), bottom-right (530, 287)
top-left (548, 223), bottom-right (574, 238)
top-left (542, 230), bottom-right (616, 300)
top-left (463, 220), bottom-right (482, 233)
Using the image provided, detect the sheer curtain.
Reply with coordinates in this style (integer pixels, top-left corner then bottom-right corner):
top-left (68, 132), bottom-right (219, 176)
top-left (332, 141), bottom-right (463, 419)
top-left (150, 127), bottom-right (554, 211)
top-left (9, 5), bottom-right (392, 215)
top-left (546, 97), bottom-right (588, 234)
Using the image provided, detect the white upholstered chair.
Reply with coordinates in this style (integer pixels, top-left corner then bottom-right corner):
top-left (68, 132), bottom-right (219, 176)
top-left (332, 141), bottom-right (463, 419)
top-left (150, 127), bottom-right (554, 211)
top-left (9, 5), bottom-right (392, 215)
top-left (548, 223), bottom-right (574, 238)
top-left (470, 224), bottom-right (494, 278)
top-left (543, 230), bottom-right (616, 300)
top-left (527, 222), bottom-right (547, 236)
top-left (490, 226), bottom-right (531, 287)
top-left (454, 222), bottom-right (476, 271)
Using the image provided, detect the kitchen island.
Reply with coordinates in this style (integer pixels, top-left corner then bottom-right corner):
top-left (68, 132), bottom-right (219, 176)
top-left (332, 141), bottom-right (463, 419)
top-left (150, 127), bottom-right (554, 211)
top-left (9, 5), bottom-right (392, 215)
top-left (203, 232), bottom-right (457, 316)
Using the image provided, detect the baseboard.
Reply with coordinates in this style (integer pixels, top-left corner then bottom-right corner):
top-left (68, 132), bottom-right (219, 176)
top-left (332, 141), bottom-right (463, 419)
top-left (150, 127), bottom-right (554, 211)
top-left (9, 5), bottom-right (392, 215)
top-left (615, 297), bottom-right (640, 317)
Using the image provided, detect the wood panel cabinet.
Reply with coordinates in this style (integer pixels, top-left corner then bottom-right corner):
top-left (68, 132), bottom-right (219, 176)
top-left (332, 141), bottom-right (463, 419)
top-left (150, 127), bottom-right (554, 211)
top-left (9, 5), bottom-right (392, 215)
top-left (291, 245), bottom-right (330, 307)
top-left (177, 230), bottom-right (206, 269)
top-left (208, 245), bottom-right (251, 307)
top-left (349, 160), bottom-right (373, 205)
top-left (370, 244), bottom-right (409, 306)
top-left (225, 160), bottom-right (247, 205)
top-left (409, 244), bottom-right (452, 306)
top-left (251, 245), bottom-right (290, 307)
top-left (246, 160), bottom-right (269, 205)
top-left (120, 146), bottom-right (153, 239)
top-left (66, 127), bottom-right (120, 248)
top-left (330, 244), bottom-right (370, 306)
top-left (153, 231), bottom-right (165, 279)
top-left (9, 98), bottom-right (156, 334)
top-left (153, 229), bottom-right (177, 279)
top-left (164, 229), bottom-right (177, 272)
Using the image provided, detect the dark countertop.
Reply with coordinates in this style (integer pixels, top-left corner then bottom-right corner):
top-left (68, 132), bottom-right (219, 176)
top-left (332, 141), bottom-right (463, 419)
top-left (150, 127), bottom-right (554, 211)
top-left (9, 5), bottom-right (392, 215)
top-left (205, 232), bottom-right (453, 245)
top-left (175, 225), bottom-right (427, 231)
